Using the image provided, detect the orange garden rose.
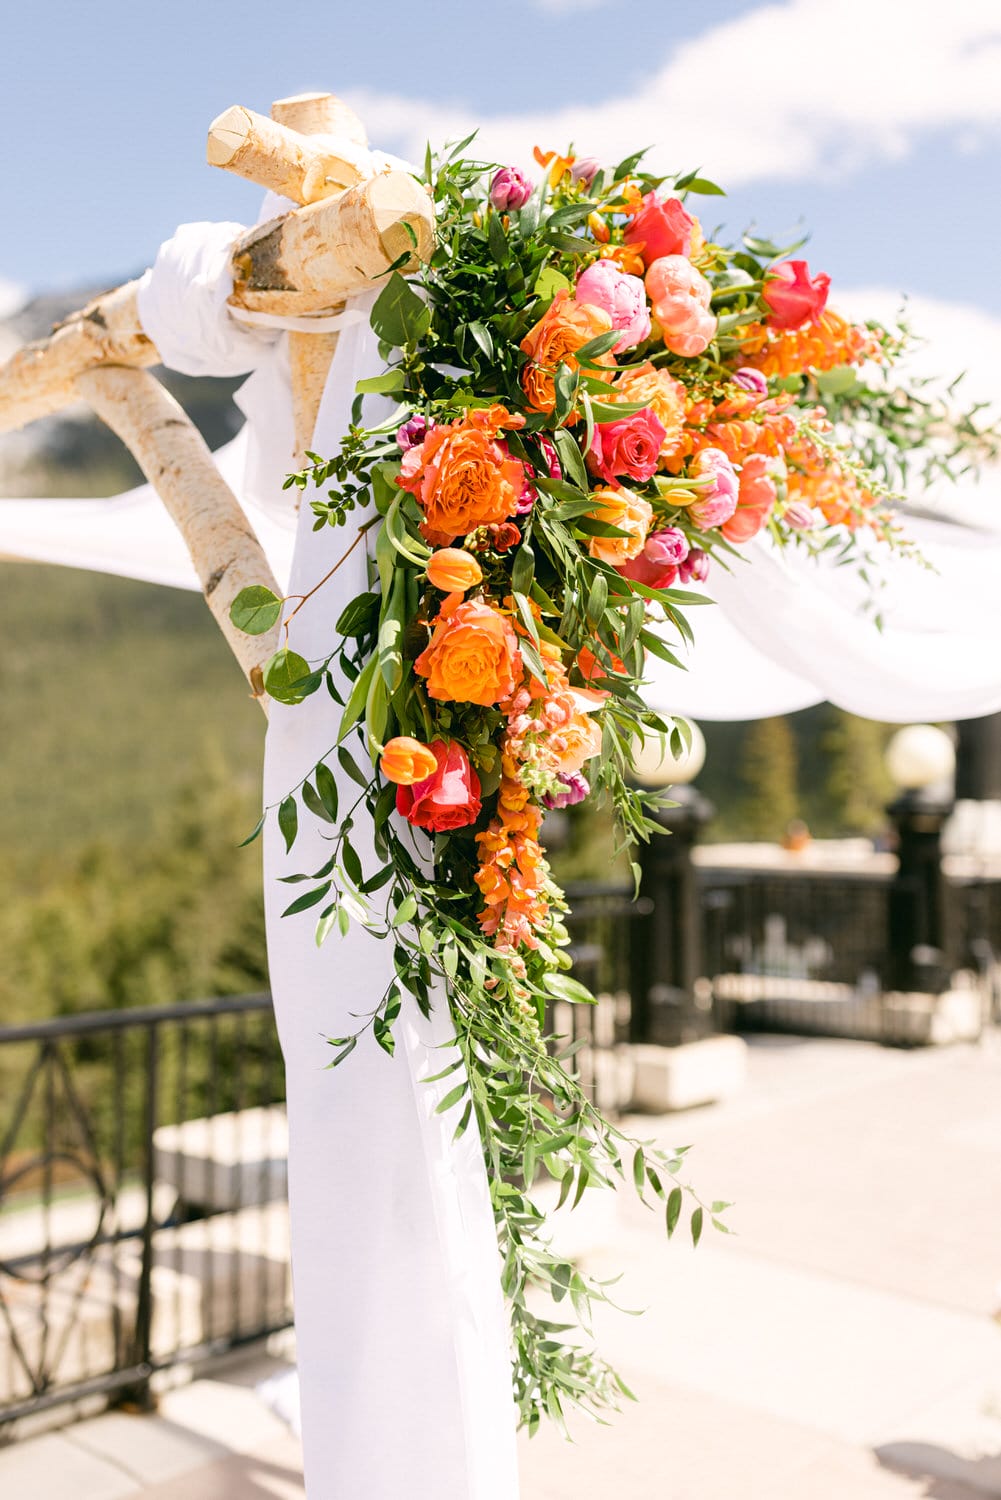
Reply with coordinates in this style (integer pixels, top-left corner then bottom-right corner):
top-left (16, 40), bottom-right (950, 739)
top-left (519, 291), bottom-right (615, 413)
top-left (613, 362), bottom-right (687, 461)
top-left (426, 548), bottom-right (483, 593)
top-left (397, 406), bottom-right (526, 542)
top-left (416, 598), bottom-right (523, 706)
top-left (380, 737), bottom-right (440, 786)
top-left (585, 487), bottom-right (653, 565)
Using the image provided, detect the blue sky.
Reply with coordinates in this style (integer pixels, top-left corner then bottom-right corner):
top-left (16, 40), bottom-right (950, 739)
top-left (2, 0), bottom-right (1000, 336)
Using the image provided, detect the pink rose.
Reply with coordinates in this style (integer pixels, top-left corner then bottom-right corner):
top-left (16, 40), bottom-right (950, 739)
top-left (575, 260), bottom-right (651, 352)
top-left (395, 740), bottom-right (482, 832)
top-left (624, 193), bottom-right (695, 266)
top-left (762, 260), bottom-right (831, 330)
top-left (645, 255), bottom-right (716, 358)
top-left (721, 454), bottom-right (777, 543)
top-left (616, 526), bottom-right (689, 590)
top-left (587, 407), bottom-right (666, 485)
top-left (688, 447), bottom-right (739, 530)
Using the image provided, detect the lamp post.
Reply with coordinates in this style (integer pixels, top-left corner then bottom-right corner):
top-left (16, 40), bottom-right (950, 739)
top-left (630, 724), bottom-right (715, 1046)
top-left (884, 725), bottom-right (956, 994)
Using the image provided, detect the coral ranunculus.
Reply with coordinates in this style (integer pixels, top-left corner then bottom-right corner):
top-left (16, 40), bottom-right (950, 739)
top-left (587, 407), bottom-right (666, 485)
top-left (585, 487), bottom-right (653, 565)
top-left (395, 740), bottom-right (482, 831)
top-left (416, 599), bottom-right (523, 706)
top-left (520, 291), bottom-right (615, 413)
top-left (721, 454), bottom-right (777, 543)
top-left (426, 548), bottom-right (484, 594)
top-left (624, 192), bottom-right (695, 266)
top-left (380, 736), bottom-right (440, 786)
top-left (762, 260), bottom-right (831, 330)
top-left (645, 256), bottom-right (716, 357)
top-left (397, 406), bottom-right (526, 541)
top-left (575, 259), bottom-right (651, 351)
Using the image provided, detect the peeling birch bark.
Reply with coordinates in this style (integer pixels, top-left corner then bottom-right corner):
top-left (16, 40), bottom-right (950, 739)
top-left (207, 105), bottom-right (371, 202)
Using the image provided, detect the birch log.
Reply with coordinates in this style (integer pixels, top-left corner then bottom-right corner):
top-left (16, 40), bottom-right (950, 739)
top-left (207, 105), bottom-right (371, 202)
top-left (75, 365), bottom-right (282, 707)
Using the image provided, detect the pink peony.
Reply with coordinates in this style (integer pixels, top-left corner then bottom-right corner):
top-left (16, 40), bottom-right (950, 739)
top-left (587, 407), bottom-right (666, 485)
top-left (624, 193), bottom-right (695, 266)
top-left (489, 167), bottom-right (533, 212)
top-left (721, 454), bottom-right (777, 543)
top-left (575, 260), bottom-right (651, 352)
top-left (762, 260), bottom-right (830, 330)
top-left (645, 255), bottom-right (716, 358)
top-left (687, 448), bottom-right (739, 530)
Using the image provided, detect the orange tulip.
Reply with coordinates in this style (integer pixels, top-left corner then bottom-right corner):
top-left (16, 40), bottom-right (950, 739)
top-left (426, 548), bottom-right (483, 594)
top-left (380, 736), bottom-right (439, 786)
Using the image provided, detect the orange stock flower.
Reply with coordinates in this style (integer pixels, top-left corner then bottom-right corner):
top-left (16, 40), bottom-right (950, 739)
top-left (739, 310), bottom-right (880, 379)
top-left (426, 548), bottom-right (483, 594)
top-left (520, 291), bottom-right (615, 413)
top-left (585, 487), bottom-right (653, 565)
top-left (380, 737), bottom-right (439, 786)
top-left (397, 406), bottom-right (526, 541)
top-left (416, 599), bottom-right (523, 706)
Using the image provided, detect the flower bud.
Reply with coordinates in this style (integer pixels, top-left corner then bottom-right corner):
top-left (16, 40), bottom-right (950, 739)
top-left (489, 167), bottom-right (533, 212)
top-left (426, 548), bottom-right (484, 594)
top-left (784, 501), bottom-right (818, 531)
top-left (381, 737), bottom-right (439, 786)
top-left (678, 548), bottom-right (710, 583)
top-left (731, 367), bottom-right (769, 398)
top-left (396, 414), bottom-right (428, 451)
top-left (570, 156), bottom-right (601, 187)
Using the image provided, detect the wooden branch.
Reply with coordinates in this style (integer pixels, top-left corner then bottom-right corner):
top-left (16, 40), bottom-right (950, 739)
top-left (0, 281), bottom-right (157, 433)
top-left (229, 171), bottom-right (434, 314)
top-left (271, 92), bottom-right (367, 145)
top-left (207, 105), bottom-right (371, 203)
top-left (74, 365), bottom-right (281, 709)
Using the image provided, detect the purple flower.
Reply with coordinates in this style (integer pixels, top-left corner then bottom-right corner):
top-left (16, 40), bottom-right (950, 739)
top-left (678, 547), bottom-right (710, 584)
top-left (543, 772), bottom-right (591, 810)
top-left (396, 414), bottom-right (429, 451)
top-left (570, 156), bottom-right (601, 187)
top-left (643, 526), bottom-right (690, 570)
top-left (490, 167), bottom-right (534, 212)
top-left (784, 501), bottom-right (818, 531)
top-left (732, 367), bottom-right (769, 398)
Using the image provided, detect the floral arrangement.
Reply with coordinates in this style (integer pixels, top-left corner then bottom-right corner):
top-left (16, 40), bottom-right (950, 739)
top-left (231, 140), bottom-right (987, 1432)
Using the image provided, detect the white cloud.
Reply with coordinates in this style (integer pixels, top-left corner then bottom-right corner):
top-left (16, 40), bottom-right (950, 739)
top-left (0, 277), bottom-right (26, 319)
top-left (530, 0), bottom-right (613, 12)
top-left (349, 0), bottom-right (1001, 185)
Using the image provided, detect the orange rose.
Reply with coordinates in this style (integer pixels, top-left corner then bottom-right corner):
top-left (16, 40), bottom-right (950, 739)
top-left (613, 362), bottom-right (687, 461)
top-left (397, 406), bottom-right (526, 540)
top-left (416, 599), bottom-right (523, 706)
top-left (380, 737), bottom-right (440, 786)
top-left (426, 548), bottom-right (483, 593)
top-left (519, 291), bottom-right (616, 414)
top-left (586, 487), bottom-right (653, 565)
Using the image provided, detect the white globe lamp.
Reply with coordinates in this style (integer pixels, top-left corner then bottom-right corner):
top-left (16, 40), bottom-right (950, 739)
top-left (633, 721), bottom-right (706, 788)
top-left (884, 725), bottom-right (955, 793)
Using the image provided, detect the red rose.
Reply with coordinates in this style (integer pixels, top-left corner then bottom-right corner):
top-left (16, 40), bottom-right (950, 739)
top-left (624, 193), bottom-right (694, 266)
top-left (587, 407), bottom-right (666, 485)
top-left (396, 740), bottom-right (482, 832)
top-left (762, 260), bottom-right (831, 330)
top-left (721, 454), bottom-right (777, 543)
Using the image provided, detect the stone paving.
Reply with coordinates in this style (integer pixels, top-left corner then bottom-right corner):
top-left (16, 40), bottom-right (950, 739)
top-left (2, 1032), bottom-right (999, 1498)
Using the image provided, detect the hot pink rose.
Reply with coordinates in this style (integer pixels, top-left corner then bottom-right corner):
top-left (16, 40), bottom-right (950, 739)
top-left (395, 740), bottom-right (482, 832)
top-left (616, 526), bottom-right (689, 589)
top-left (721, 454), bottom-right (777, 543)
top-left (587, 407), bottom-right (666, 485)
top-left (575, 260), bottom-right (651, 351)
top-left (687, 447), bottom-right (739, 530)
top-left (624, 193), bottom-right (695, 266)
top-left (762, 260), bottom-right (831, 330)
top-left (645, 255), bottom-right (716, 357)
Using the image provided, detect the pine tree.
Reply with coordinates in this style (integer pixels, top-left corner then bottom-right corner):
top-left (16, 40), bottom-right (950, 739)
top-left (821, 710), bottom-right (894, 834)
top-left (738, 716), bottom-right (799, 841)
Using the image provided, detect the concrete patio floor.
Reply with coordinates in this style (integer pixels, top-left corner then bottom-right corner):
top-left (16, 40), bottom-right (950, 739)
top-left (2, 1031), bottom-right (1000, 1499)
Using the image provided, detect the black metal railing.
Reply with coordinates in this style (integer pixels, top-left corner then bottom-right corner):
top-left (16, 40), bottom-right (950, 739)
top-left (0, 994), bottom-right (288, 1429)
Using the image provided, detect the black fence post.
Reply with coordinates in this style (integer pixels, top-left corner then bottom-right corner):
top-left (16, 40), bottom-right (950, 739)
top-left (886, 789), bottom-right (955, 994)
top-left (120, 1023), bottom-right (159, 1412)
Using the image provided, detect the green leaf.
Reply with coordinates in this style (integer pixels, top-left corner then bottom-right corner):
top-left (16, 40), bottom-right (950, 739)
top-left (337, 745), bottom-right (371, 789)
top-left (511, 543), bottom-right (535, 597)
top-left (487, 211), bottom-right (508, 266)
top-left (238, 812), bottom-right (266, 848)
top-left (690, 1206), bottom-right (704, 1248)
top-left (551, 428), bottom-right (588, 490)
top-left (300, 780), bottom-right (333, 824)
top-left (370, 271), bottom-right (431, 347)
top-left (315, 907), bottom-right (341, 946)
top-left (467, 320), bottom-right (495, 361)
top-left (336, 591), bottom-right (380, 639)
top-left (373, 1015), bottom-right (396, 1055)
top-left (355, 368), bottom-right (407, 395)
top-left (676, 173), bottom-right (725, 196)
top-left (666, 1187), bottom-right (683, 1238)
top-left (542, 971), bottom-right (597, 1005)
top-left (229, 585), bottom-right (283, 636)
top-left (314, 762), bottom-right (339, 821)
top-left (533, 264), bottom-right (571, 301)
top-left (325, 1034), bottom-right (357, 1068)
top-left (632, 1148), bottom-right (646, 1196)
top-left (392, 893), bottom-right (418, 927)
top-left (277, 796), bottom-right (298, 854)
top-left (264, 647), bottom-right (314, 705)
top-left (436, 1081), bottom-right (468, 1114)
top-left (283, 881), bottom-right (332, 917)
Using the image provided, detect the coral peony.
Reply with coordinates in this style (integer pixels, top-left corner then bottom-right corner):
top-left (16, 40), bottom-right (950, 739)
top-left (426, 548), bottom-right (483, 594)
top-left (687, 447), bottom-right (739, 530)
top-left (645, 256), bottom-right (716, 357)
top-left (396, 740), bottom-right (482, 832)
top-left (520, 291), bottom-right (615, 413)
top-left (416, 598), bottom-right (523, 706)
top-left (490, 167), bottom-right (533, 212)
top-left (575, 259), bottom-right (651, 351)
top-left (586, 487), bottom-right (653, 565)
top-left (624, 192), bottom-right (695, 266)
top-left (613, 362), bottom-right (687, 459)
top-left (762, 260), bottom-right (830, 330)
top-left (397, 405), bottom-right (525, 540)
top-left (380, 736), bottom-right (440, 786)
top-left (721, 454), bottom-right (777, 543)
top-left (587, 407), bottom-right (666, 485)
